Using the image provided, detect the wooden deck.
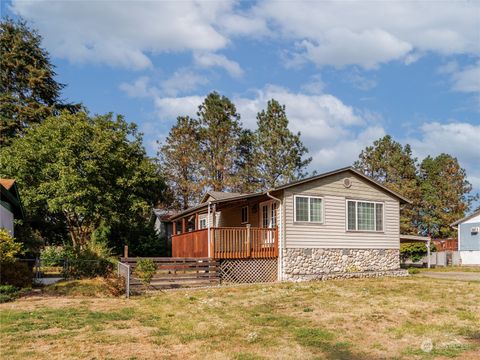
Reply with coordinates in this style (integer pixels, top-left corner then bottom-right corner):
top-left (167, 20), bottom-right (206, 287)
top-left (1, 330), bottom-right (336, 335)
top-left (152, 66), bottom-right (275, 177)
top-left (171, 227), bottom-right (278, 259)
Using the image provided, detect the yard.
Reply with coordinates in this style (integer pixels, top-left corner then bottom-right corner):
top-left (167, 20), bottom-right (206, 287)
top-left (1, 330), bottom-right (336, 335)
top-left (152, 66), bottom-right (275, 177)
top-left (0, 274), bottom-right (479, 360)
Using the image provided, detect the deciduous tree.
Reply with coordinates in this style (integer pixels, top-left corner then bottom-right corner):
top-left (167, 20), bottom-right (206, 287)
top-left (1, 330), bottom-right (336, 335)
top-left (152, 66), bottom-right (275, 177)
top-left (0, 111), bottom-right (166, 249)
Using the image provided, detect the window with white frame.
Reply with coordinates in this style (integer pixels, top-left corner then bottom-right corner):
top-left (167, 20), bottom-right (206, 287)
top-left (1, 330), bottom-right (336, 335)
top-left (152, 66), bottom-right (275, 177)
top-left (241, 206), bottom-right (249, 224)
top-left (347, 200), bottom-right (383, 231)
top-left (199, 218), bottom-right (207, 229)
top-left (271, 202), bottom-right (277, 228)
top-left (294, 195), bottom-right (323, 223)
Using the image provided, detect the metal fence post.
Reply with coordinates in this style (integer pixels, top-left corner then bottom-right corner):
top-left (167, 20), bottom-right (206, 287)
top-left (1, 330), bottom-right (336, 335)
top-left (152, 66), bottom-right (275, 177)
top-left (126, 264), bottom-right (130, 298)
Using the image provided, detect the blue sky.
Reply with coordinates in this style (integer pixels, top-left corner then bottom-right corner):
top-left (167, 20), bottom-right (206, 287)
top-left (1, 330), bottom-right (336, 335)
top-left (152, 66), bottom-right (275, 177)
top-left (4, 0), bottom-right (480, 205)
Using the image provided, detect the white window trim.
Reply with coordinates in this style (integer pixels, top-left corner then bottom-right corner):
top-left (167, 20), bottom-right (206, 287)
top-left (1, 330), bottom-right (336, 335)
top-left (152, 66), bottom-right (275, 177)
top-left (199, 218), bottom-right (207, 229)
top-left (345, 199), bottom-right (384, 233)
top-left (293, 195), bottom-right (324, 224)
top-left (241, 206), bottom-right (249, 224)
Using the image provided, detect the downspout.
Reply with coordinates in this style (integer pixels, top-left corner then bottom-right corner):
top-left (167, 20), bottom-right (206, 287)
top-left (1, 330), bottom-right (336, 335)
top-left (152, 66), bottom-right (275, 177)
top-left (267, 191), bottom-right (283, 281)
top-left (207, 201), bottom-right (211, 258)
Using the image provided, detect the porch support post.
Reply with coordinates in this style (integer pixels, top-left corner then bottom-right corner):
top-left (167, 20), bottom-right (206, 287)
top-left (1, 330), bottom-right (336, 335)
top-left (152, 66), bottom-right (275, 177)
top-left (195, 213), bottom-right (199, 230)
top-left (173, 221), bottom-right (177, 235)
top-left (246, 224), bottom-right (251, 258)
top-left (182, 218), bottom-right (186, 233)
top-left (207, 202), bottom-right (211, 258)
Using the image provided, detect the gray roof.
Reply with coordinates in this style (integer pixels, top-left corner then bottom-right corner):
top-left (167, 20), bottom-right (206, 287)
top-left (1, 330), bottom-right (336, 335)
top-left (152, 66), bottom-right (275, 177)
top-left (451, 209), bottom-right (480, 227)
top-left (170, 166), bottom-right (411, 221)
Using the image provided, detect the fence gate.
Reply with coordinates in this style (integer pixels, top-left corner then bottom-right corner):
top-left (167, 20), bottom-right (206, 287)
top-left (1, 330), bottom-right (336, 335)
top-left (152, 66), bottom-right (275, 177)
top-left (219, 258), bottom-right (278, 284)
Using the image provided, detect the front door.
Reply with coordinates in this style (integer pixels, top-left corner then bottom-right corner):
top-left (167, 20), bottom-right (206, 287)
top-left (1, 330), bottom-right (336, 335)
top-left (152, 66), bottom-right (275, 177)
top-left (259, 201), bottom-right (277, 244)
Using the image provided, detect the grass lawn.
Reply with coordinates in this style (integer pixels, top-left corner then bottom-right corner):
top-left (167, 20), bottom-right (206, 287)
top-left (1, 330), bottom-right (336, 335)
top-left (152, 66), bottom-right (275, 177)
top-left (0, 276), bottom-right (479, 359)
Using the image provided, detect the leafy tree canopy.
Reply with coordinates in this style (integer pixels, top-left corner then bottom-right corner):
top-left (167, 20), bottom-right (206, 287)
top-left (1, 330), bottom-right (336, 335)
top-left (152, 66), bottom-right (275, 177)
top-left (0, 111), bottom-right (166, 251)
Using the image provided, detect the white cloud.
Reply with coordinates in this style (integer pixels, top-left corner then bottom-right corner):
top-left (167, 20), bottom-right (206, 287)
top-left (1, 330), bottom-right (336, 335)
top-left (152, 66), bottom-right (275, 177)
top-left (451, 63), bottom-right (480, 93)
top-left (160, 69), bottom-right (208, 96)
top-left (405, 122), bottom-right (480, 190)
top-left (254, 0), bottom-right (480, 68)
top-left (119, 77), bottom-right (155, 98)
top-left (193, 52), bottom-right (244, 78)
top-left (11, 0), bottom-right (232, 69)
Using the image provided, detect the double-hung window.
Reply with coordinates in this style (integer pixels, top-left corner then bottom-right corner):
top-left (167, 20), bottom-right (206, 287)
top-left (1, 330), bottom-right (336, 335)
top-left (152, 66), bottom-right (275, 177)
top-left (199, 218), bottom-right (207, 229)
top-left (347, 200), bottom-right (383, 232)
top-left (294, 195), bottom-right (323, 223)
top-left (241, 206), bottom-right (249, 224)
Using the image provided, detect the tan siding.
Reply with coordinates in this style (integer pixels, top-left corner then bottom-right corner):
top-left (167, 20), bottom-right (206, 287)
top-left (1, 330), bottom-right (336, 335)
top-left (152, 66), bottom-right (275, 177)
top-left (218, 204), bottom-right (260, 227)
top-left (283, 172), bottom-right (400, 249)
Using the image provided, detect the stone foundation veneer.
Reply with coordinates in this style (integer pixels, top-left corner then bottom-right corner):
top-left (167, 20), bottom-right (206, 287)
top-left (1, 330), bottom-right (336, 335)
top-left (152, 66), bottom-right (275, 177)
top-left (283, 248), bottom-right (406, 281)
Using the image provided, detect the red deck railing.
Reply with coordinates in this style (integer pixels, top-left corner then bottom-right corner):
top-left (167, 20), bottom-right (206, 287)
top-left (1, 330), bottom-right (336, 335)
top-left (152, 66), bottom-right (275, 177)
top-left (171, 227), bottom-right (278, 259)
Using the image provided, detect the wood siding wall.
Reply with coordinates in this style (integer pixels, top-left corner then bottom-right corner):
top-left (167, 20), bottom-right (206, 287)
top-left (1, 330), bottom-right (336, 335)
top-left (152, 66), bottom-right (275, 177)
top-left (283, 172), bottom-right (400, 249)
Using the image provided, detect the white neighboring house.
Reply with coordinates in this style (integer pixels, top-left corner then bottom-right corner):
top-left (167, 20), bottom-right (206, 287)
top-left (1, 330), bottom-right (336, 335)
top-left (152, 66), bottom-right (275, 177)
top-left (0, 179), bottom-right (24, 235)
top-left (451, 209), bottom-right (480, 265)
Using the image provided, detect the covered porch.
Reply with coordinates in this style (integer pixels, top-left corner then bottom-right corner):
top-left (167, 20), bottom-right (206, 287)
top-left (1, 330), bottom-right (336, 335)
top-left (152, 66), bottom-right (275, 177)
top-left (170, 192), bottom-right (279, 260)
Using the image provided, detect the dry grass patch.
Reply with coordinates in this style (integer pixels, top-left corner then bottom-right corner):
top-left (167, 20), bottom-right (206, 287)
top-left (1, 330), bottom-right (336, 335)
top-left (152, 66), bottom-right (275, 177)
top-left (1, 276), bottom-right (479, 359)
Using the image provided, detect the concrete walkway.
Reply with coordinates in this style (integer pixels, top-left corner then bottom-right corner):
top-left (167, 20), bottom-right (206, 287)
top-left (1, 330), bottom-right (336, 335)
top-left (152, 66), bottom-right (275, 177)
top-left (420, 271), bottom-right (480, 282)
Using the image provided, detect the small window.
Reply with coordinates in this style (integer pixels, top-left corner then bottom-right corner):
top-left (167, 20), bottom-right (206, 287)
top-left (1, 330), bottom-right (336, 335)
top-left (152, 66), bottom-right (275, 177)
top-left (199, 218), bottom-right (207, 229)
top-left (294, 195), bottom-right (323, 223)
top-left (241, 206), bottom-right (249, 224)
top-left (347, 200), bottom-right (383, 232)
top-left (271, 202), bottom-right (277, 228)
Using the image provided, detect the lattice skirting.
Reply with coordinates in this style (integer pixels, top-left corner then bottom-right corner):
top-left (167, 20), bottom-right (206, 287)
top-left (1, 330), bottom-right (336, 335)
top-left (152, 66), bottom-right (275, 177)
top-left (219, 259), bottom-right (278, 284)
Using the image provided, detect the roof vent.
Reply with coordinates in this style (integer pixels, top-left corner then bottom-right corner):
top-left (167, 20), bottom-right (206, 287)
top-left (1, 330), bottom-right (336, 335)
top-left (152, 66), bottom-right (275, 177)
top-left (343, 178), bottom-right (352, 188)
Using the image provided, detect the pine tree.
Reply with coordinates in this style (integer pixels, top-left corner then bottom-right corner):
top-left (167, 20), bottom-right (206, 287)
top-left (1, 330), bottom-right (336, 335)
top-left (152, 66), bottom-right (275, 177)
top-left (254, 99), bottom-right (311, 189)
top-left (354, 135), bottom-right (420, 234)
top-left (197, 92), bottom-right (243, 192)
top-left (233, 129), bottom-right (261, 193)
top-left (0, 18), bottom-right (78, 145)
top-left (158, 116), bottom-right (202, 210)
top-left (418, 154), bottom-right (477, 238)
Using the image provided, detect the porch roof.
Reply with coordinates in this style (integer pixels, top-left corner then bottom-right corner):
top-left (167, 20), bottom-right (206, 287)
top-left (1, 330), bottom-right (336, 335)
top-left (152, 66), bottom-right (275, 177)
top-left (170, 191), bottom-right (270, 221)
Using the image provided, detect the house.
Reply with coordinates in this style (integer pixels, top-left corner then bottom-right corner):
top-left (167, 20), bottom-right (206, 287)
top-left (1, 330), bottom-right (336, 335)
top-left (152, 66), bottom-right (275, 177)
top-left (153, 208), bottom-right (176, 253)
top-left (0, 179), bottom-right (24, 235)
top-left (169, 167), bottom-right (409, 281)
top-left (451, 209), bottom-right (480, 265)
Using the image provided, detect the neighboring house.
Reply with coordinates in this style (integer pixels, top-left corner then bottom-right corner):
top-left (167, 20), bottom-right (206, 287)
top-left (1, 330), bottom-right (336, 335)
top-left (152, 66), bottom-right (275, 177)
top-left (169, 167), bottom-right (409, 281)
top-left (0, 179), bottom-right (24, 235)
top-left (451, 209), bottom-right (480, 265)
top-left (153, 209), bottom-right (176, 252)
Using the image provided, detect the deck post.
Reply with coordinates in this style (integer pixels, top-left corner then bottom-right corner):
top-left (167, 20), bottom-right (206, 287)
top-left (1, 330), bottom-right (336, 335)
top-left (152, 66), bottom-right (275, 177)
top-left (124, 245), bottom-right (128, 258)
top-left (247, 224), bottom-right (251, 258)
top-left (182, 218), bottom-right (186, 233)
top-left (173, 221), bottom-right (177, 235)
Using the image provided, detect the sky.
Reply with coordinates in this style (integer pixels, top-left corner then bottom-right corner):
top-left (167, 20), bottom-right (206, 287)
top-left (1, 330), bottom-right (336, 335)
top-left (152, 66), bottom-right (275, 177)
top-left (3, 0), bottom-right (480, 205)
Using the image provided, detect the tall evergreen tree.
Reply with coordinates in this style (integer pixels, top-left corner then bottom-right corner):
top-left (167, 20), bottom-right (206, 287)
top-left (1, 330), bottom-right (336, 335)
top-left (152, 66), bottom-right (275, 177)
top-left (158, 116), bottom-right (202, 210)
top-left (0, 18), bottom-right (78, 145)
top-left (418, 154), bottom-right (477, 238)
top-left (233, 129), bottom-right (261, 193)
top-left (197, 92), bottom-right (243, 191)
top-left (254, 99), bottom-right (311, 189)
top-left (354, 135), bottom-right (420, 234)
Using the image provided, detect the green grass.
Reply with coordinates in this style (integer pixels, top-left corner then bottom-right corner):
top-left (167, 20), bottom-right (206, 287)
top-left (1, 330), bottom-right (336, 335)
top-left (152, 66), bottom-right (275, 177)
top-left (1, 276), bottom-right (479, 359)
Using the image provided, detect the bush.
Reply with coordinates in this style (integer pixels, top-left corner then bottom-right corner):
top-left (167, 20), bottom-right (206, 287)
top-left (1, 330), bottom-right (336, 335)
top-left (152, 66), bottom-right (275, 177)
top-left (103, 273), bottom-right (126, 297)
top-left (59, 240), bottom-right (115, 279)
top-left (408, 268), bottom-right (420, 274)
top-left (400, 242), bottom-right (436, 262)
top-left (134, 258), bottom-right (157, 286)
top-left (0, 285), bottom-right (19, 303)
top-left (0, 262), bottom-right (32, 288)
top-left (40, 246), bottom-right (65, 266)
top-left (0, 229), bottom-right (23, 263)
